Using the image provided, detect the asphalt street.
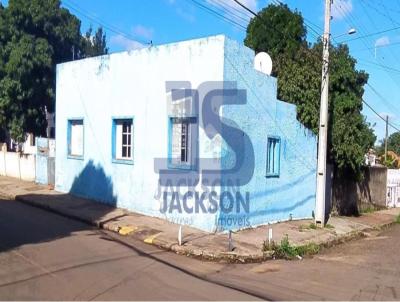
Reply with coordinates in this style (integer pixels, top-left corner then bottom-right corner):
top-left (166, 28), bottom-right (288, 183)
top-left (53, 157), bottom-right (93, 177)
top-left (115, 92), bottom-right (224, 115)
top-left (0, 198), bottom-right (399, 300)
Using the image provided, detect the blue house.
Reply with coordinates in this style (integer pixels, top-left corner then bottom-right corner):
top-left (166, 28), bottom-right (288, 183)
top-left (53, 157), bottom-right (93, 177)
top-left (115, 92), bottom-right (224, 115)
top-left (55, 35), bottom-right (317, 232)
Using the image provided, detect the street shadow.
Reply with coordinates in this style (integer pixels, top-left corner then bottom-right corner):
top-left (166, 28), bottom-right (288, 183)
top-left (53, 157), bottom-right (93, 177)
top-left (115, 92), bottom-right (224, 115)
top-left (332, 166), bottom-right (388, 216)
top-left (358, 167), bottom-right (372, 211)
top-left (332, 178), bottom-right (359, 216)
top-left (0, 161), bottom-right (117, 253)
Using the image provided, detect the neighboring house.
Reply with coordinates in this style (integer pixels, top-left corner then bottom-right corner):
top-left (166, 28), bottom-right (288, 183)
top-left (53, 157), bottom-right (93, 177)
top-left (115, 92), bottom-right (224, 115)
top-left (55, 35), bottom-right (317, 232)
top-left (0, 133), bottom-right (36, 181)
top-left (7, 133), bottom-right (36, 154)
top-left (365, 148), bottom-right (377, 166)
top-left (46, 108), bottom-right (56, 139)
top-left (387, 168), bottom-right (400, 208)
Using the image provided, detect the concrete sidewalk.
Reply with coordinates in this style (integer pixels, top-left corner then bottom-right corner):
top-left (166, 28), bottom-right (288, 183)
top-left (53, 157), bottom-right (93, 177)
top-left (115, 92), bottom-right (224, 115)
top-left (1, 176), bottom-right (399, 262)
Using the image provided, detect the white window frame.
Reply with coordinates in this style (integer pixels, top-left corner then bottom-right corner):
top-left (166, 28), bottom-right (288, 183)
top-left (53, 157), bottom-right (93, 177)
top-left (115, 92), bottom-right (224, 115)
top-left (68, 119), bottom-right (84, 158)
top-left (169, 117), bottom-right (196, 169)
top-left (113, 118), bottom-right (134, 163)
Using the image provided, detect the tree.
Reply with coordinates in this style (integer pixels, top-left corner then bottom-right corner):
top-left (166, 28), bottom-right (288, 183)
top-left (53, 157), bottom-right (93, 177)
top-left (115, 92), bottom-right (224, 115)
top-left (245, 4), bottom-right (376, 179)
top-left (81, 25), bottom-right (108, 58)
top-left (0, 0), bottom-right (108, 142)
top-left (384, 132), bottom-right (400, 155)
top-left (0, 0), bottom-right (82, 141)
top-left (244, 3), bottom-right (306, 66)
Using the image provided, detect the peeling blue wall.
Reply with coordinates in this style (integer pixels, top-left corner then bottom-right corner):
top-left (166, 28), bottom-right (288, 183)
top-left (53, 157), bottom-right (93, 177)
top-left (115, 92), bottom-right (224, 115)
top-left (218, 38), bottom-right (317, 231)
top-left (55, 35), bottom-right (317, 232)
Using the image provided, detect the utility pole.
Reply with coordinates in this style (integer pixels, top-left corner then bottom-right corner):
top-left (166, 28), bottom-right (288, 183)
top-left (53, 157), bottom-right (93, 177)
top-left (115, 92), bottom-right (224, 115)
top-left (385, 115), bottom-right (389, 162)
top-left (315, 0), bottom-right (332, 227)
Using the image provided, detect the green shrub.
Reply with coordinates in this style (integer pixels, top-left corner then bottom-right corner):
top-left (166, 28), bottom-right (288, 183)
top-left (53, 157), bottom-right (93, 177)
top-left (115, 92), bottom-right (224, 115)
top-left (263, 234), bottom-right (320, 259)
top-left (299, 222), bottom-right (334, 231)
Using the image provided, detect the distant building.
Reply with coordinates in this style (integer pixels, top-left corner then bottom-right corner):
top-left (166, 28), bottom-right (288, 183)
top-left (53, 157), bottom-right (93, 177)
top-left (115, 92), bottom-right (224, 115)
top-left (46, 108), bottom-right (55, 139)
top-left (365, 148), bottom-right (377, 166)
top-left (7, 133), bottom-right (36, 154)
top-left (55, 35), bottom-right (317, 232)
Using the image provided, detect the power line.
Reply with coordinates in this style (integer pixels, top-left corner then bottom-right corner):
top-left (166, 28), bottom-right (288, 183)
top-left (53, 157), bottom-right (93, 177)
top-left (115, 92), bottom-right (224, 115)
top-left (212, 0), bottom-right (253, 20)
top-left (334, 3), bottom-right (400, 115)
top-left (362, 99), bottom-right (400, 132)
top-left (366, 82), bottom-right (400, 121)
top-left (233, 0), bottom-right (321, 40)
top-left (206, 0), bottom-right (250, 24)
top-left (339, 24), bottom-right (400, 43)
top-left (358, 59), bottom-right (400, 75)
top-left (351, 40), bottom-right (400, 53)
top-left (62, 0), bottom-right (150, 46)
top-left (362, 0), bottom-right (400, 26)
top-left (358, 0), bottom-right (400, 67)
top-left (223, 52), bottom-right (317, 170)
top-left (188, 0), bottom-right (247, 31)
top-left (199, 0), bottom-right (398, 136)
top-left (232, 0), bottom-right (257, 16)
top-left (270, 0), bottom-right (321, 40)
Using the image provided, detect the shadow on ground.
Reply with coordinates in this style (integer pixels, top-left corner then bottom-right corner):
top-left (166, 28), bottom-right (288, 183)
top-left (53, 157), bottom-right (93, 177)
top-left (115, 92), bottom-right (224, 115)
top-left (0, 160), bottom-right (118, 253)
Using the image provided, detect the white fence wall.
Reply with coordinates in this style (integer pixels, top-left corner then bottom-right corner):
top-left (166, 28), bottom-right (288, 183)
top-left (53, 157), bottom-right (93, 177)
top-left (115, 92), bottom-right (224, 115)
top-left (0, 151), bottom-right (35, 181)
top-left (387, 169), bottom-right (400, 208)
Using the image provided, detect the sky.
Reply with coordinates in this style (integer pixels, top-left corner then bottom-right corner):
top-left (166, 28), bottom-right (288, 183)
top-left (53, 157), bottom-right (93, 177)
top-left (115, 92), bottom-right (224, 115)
top-left (2, 0), bottom-right (400, 142)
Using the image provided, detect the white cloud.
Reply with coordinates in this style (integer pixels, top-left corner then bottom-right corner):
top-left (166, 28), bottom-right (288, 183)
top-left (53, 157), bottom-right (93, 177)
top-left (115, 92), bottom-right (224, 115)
top-left (331, 0), bottom-right (353, 20)
top-left (167, 0), bottom-right (196, 23)
top-left (176, 7), bottom-right (196, 23)
top-left (110, 34), bottom-right (145, 51)
top-left (132, 25), bottom-right (154, 40)
top-left (375, 36), bottom-right (390, 47)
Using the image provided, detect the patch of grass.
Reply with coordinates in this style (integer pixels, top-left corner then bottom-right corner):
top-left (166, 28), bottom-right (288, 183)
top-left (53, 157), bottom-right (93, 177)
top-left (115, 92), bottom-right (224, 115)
top-left (299, 223), bottom-right (317, 231)
top-left (299, 222), bottom-right (334, 232)
top-left (360, 206), bottom-right (376, 214)
top-left (395, 214), bottom-right (400, 224)
top-left (308, 223), bottom-right (317, 230)
top-left (263, 234), bottom-right (320, 260)
top-left (325, 223), bottom-right (335, 229)
top-left (296, 242), bottom-right (320, 256)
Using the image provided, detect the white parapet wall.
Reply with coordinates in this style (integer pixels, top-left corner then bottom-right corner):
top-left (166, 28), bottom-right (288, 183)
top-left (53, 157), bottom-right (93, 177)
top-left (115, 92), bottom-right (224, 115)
top-left (387, 169), bottom-right (400, 208)
top-left (0, 151), bottom-right (36, 181)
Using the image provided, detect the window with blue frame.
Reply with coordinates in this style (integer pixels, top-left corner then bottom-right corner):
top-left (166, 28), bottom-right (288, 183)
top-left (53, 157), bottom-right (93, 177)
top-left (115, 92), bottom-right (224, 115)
top-left (67, 119), bottom-right (84, 158)
top-left (169, 117), bottom-right (196, 169)
top-left (112, 118), bottom-right (134, 164)
top-left (266, 136), bottom-right (281, 177)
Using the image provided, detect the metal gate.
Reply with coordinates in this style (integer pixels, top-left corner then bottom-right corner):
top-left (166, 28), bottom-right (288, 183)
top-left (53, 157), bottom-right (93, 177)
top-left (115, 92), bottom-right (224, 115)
top-left (386, 169), bottom-right (400, 208)
top-left (35, 137), bottom-right (55, 186)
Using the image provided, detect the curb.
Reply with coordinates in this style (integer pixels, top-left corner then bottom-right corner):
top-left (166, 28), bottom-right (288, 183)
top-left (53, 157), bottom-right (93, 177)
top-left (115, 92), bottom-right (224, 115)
top-left (6, 193), bottom-right (398, 264)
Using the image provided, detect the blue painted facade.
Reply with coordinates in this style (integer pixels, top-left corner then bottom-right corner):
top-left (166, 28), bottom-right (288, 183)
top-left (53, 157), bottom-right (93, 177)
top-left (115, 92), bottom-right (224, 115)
top-left (55, 35), bottom-right (317, 232)
top-left (217, 38), bottom-right (317, 230)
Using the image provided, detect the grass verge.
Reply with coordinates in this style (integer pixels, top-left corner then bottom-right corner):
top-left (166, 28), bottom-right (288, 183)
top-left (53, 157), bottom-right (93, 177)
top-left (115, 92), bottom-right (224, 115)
top-left (299, 222), bottom-right (334, 231)
top-left (263, 234), bottom-right (320, 260)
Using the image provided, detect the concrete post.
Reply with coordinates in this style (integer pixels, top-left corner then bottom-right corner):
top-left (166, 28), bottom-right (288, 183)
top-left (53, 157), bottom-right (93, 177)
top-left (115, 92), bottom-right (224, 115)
top-left (315, 0), bottom-right (332, 227)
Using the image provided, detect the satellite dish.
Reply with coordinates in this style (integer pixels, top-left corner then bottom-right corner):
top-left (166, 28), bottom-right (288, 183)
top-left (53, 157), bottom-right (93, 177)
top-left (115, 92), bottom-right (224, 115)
top-left (254, 52), bottom-right (273, 76)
